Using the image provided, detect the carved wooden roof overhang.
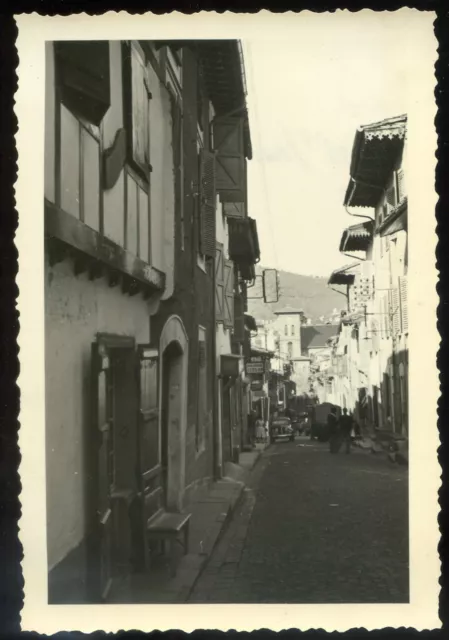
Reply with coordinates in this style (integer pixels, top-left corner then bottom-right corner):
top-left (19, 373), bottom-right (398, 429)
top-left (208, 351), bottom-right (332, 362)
top-left (339, 220), bottom-right (374, 253)
top-left (344, 115), bottom-right (407, 208)
top-left (152, 39), bottom-right (252, 159)
top-left (378, 198), bottom-right (408, 237)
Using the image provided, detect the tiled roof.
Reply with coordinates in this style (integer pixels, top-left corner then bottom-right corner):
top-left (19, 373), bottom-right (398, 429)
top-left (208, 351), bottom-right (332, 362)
top-left (301, 325), bottom-right (340, 352)
top-left (274, 305), bottom-right (304, 315)
top-left (344, 114), bottom-right (407, 208)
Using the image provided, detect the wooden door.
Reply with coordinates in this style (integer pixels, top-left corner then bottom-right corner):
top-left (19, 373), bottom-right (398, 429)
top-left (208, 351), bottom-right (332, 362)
top-left (91, 340), bottom-right (115, 602)
top-left (136, 345), bottom-right (162, 570)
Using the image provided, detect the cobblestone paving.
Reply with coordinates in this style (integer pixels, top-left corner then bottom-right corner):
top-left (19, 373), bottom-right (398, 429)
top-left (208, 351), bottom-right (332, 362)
top-left (189, 438), bottom-right (409, 604)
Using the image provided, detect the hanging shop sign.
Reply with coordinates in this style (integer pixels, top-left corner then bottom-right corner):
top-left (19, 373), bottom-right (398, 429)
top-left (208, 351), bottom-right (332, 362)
top-left (246, 362), bottom-right (264, 375)
top-left (251, 380), bottom-right (263, 391)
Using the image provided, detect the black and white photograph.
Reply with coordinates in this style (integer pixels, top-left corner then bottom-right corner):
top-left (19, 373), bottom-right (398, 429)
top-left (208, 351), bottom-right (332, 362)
top-left (16, 10), bottom-right (439, 632)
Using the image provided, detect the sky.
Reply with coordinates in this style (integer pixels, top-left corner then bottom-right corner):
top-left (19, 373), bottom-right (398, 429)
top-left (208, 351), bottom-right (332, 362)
top-left (241, 13), bottom-right (425, 277)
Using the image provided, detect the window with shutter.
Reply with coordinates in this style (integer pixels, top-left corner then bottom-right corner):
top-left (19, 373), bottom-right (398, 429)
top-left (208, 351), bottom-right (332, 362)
top-left (199, 149), bottom-right (216, 258)
top-left (396, 169), bottom-right (406, 202)
top-left (223, 259), bottom-right (235, 329)
top-left (196, 327), bottom-right (207, 452)
top-left (55, 41), bottom-right (111, 126)
top-left (215, 243), bottom-right (224, 323)
top-left (399, 276), bottom-right (408, 333)
top-left (213, 117), bottom-right (246, 203)
top-left (390, 288), bottom-right (401, 336)
top-left (233, 294), bottom-right (245, 343)
top-left (90, 340), bottom-right (115, 601)
top-left (172, 97), bottom-right (184, 251)
top-left (223, 202), bottom-right (245, 218)
top-left (123, 43), bottom-right (151, 180)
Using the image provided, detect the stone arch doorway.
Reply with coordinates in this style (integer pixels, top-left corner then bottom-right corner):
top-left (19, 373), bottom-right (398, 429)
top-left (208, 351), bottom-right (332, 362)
top-left (159, 315), bottom-right (188, 512)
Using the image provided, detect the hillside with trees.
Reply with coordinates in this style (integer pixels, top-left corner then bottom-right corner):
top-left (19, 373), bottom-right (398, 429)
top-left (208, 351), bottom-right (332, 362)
top-left (247, 265), bottom-right (346, 323)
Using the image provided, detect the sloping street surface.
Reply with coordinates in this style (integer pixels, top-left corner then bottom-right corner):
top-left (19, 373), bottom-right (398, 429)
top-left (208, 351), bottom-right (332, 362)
top-left (189, 438), bottom-right (409, 604)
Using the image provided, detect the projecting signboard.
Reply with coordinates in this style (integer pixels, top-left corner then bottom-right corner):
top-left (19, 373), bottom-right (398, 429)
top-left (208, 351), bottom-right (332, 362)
top-left (250, 356), bottom-right (263, 362)
top-left (246, 363), bottom-right (264, 375)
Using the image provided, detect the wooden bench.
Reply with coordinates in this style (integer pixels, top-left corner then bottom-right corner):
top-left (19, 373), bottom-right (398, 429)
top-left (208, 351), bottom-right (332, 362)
top-left (146, 511), bottom-right (191, 577)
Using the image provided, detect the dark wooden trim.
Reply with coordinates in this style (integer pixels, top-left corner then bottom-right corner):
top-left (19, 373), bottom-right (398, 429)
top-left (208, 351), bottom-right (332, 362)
top-left (126, 163), bottom-right (149, 194)
top-left (45, 200), bottom-right (165, 293)
top-left (141, 42), bottom-right (166, 86)
top-left (124, 166), bottom-right (128, 251)
top-left (54, 58), bottom-right (62, 209)
top-left (143, 464), bottom-right (162, 483)
top-left (99, 120), bottom-right (105, 236)
top-left (79, 121), bottom-right (85, 223)
top-left (103, 128), bottom-right (127, 191)
top-left (96, 333), bottom-right (135, 349)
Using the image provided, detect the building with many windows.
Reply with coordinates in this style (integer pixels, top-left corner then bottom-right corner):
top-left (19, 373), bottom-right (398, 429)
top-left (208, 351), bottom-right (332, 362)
top-left (326, 115), bottom-right (408, 437)
top-left (44, 39), bottom-right (259, 604)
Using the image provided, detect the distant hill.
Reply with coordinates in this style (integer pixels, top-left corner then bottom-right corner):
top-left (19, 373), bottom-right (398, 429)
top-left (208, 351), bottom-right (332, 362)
top-left (247, 265), bottom-right (345, 323)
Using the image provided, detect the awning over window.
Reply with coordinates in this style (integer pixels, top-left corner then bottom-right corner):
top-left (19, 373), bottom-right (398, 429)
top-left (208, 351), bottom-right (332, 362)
top-left (378, 199), bottom-right (408, 237)
top-left (343, 115), bottom-right (407, 208)
top-left (339, 221), bottom-right (373, 253)
top-left (228, 217), bottom-right (260, 265)
top-left (328, 263), bottom-right (358, 286)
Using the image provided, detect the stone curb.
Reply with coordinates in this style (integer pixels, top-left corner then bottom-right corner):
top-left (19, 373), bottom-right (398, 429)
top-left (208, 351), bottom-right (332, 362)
top-left (185, 446), bottom-right (267, 600)
top-left (185, 480), bottom-right (246, 600)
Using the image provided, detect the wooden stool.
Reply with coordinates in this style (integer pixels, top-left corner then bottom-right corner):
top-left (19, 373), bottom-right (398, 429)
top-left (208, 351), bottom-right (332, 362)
top-left (147, 511), bottom-right (191, 577)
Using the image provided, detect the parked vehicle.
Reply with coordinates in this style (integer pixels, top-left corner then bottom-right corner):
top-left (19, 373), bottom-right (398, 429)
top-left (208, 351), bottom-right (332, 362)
top-left (310, 403), bottom-right (340, 441)
top-left (270, 416), bottom-right (295, 443)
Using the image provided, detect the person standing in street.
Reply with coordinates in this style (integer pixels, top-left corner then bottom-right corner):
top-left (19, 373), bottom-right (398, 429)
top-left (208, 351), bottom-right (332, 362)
top-left (339, 408), bottom-right (354, 454)
top-left (328, 407), bottom-right (339, 453)
top-left (247, 410), bottom-right (257, 448)
top-left (255, 415), bottom-right (265, 442)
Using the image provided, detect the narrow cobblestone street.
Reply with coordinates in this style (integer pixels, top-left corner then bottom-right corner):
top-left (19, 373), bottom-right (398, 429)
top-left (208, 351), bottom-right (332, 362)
top-left (189, 438), bottom-right (409, 604)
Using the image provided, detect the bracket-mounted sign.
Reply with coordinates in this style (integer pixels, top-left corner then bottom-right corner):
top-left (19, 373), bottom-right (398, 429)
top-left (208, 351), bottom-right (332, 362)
top-left (247, 269), bottom-right (280, 303)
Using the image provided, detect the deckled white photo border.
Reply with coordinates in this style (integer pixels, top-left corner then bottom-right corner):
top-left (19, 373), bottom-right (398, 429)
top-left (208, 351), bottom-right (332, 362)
top-left (15, 9), bottom-right (440, 632)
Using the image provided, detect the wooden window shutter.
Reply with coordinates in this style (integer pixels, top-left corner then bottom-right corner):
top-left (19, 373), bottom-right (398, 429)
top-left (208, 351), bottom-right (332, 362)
top-left (199, 149), bottom-right (216, 258)
top-left (390, 288), bottom-right (401, 336)
top-left (233, 293), bottom-right (245, 343)
top-left (137, 345), bottom-right (159, 475)
top-left (396, 169), bottom-right (405, 202)
top-left (55, 42), bottom-right (111, 126)
top-left (90, 341), bottom-right (114, 600)
top-left (223, 259), bottom-right (235, 329)
top-left (123, 43), bottom-right (151, 178)
top-left (386, 185), bottom-right (396, 215)
top-left (213, 117), bottom-right (245, 203)
top-left (399, 276), bottom-right (408, 333)
top-left (215, 242), bottom-right (224, 323)
top-left (223, 202), bottom-right (245, 219)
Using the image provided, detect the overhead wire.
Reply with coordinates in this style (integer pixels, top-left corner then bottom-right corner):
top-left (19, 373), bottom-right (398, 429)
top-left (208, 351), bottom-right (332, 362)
top-left (244, 41), bottom-right (279, 273)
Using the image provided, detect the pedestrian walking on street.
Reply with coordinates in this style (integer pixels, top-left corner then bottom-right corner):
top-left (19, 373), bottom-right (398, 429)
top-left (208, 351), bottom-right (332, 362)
top-left (328, 407), bottom-right (339, 453)
top-left (248, 410), bottom-right (257, 448)
top-left (256, 415), bottom-right (265, 442)
top-left (339, 408), bottom-right (354, 454)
